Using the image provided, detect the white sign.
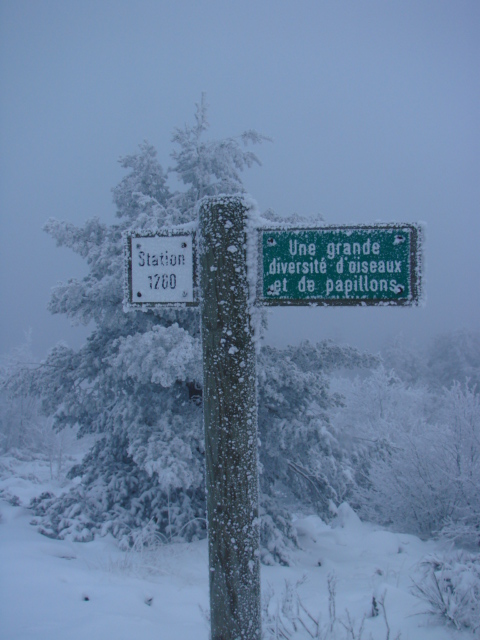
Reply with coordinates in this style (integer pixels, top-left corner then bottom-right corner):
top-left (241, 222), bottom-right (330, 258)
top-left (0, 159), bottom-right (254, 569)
top-left (127, 233), bottom-right (195, 305)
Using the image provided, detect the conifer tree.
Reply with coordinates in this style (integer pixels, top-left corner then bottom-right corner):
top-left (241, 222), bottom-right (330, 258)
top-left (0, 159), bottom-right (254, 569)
top-left (15, 99), bottom-right (375, 559)
top-left (27, 97), bottom-right (268, 545)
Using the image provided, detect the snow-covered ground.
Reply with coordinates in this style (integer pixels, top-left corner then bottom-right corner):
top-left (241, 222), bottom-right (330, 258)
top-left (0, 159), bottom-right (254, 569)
top-left (0, 454), bottom-right (470, 639)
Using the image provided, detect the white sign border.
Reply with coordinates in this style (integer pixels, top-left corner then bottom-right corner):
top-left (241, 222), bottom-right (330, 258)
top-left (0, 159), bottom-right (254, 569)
top-left (123, 229), bottom-right (199, 311)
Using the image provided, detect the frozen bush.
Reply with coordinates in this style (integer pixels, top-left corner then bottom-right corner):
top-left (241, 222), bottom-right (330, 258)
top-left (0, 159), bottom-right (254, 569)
top-left (412, 551), bottom-right (480, 633)
top-left (335, 368), bottom-right (480, 543)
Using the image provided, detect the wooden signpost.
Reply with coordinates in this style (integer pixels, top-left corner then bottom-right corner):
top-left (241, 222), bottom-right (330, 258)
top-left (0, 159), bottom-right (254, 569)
top-left (199, 198), bottom-right (261, 640)
top-left (125, 196), bottom-right (423, 640)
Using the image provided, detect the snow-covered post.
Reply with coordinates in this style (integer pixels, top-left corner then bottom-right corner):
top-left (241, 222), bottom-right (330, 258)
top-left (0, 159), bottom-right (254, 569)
top-left (199, 196), bottom-right (261, 640)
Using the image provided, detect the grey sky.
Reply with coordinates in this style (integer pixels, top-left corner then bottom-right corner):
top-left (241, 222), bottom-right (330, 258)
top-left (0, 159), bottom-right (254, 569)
top-left (1, 0), bottom-right (479, 358)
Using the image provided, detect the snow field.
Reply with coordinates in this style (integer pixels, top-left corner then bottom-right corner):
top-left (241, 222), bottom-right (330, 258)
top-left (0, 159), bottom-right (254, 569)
top-left (0, 501), bottom-right (210, 640)
top-left (1, 474), bottom-right (468, 640)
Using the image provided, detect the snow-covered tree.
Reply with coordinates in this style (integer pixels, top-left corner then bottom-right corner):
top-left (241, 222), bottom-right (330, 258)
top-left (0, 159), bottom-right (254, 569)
top-left (0, 334), bottom-right (75, 480)
top-left (425, 329), bottom-right (480, 391)
top-left (258, 341), bottom-right (378, 514)
top-left (380, 333), bottom-right (427, 388)
top-left (0, 334), bottom-right (39, 454)
top-left (257, 341), bottom-right (378, 564)
top-left (370, 381), bottom-right (480, 545)
top-left (23, 98), bottom-right (268, 546)
top-left (170, 93), bottom-right (268, 213)
top-left (329, 366), bottom-right (429, 508)
top-left (9, 99), bottom-right (378, 560)
top-left (382, 329), bottom-right (480, 392)
top-left (333, 365), bottom-right (480, 545)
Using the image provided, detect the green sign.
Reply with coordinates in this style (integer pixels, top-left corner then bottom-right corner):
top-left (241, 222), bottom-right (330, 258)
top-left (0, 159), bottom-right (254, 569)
top-left (259, 224), bottom-right (422, 306)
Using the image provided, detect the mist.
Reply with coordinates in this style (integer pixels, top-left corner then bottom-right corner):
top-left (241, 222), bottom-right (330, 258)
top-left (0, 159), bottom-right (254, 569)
top-left (1, 0), bottom-right (478, 358)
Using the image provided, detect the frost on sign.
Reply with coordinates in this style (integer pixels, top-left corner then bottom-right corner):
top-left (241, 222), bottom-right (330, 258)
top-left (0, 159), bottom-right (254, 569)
top-left (125, 232), bottom-right (196, 307)
top-left (259, 224), bottom-right (423, 306)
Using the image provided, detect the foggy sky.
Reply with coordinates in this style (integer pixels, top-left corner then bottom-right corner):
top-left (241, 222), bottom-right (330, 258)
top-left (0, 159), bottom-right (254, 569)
top-left (1, 0), bottom-right (479, 359)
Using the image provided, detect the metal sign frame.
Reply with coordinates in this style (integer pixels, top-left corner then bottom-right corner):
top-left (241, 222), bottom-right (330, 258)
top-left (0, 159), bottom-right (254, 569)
top-left (257, 223), bottom-right (423, 307)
